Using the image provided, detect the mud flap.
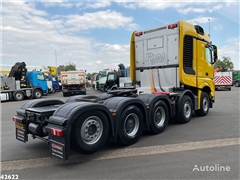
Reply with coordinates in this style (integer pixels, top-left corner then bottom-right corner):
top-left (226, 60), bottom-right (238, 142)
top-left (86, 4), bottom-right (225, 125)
top-left (16, 125), bottom-right (28, 143)
top-left (49, 139), bottom-right (67, 161)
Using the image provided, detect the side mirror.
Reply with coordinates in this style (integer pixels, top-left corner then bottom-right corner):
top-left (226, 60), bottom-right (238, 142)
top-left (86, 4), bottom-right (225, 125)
top-left (212, 45), bottom-right (218, 62)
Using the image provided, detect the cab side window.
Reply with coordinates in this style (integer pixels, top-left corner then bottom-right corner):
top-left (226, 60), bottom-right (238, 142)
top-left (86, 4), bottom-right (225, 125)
top-left (205, 47), bottom-right (212, 63)
top-left (37, 74), bottom-right (45, 80)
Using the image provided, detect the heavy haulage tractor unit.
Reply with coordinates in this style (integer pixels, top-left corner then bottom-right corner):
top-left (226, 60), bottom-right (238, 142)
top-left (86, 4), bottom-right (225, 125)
top-left (12, 20), bottom-right (218, 161)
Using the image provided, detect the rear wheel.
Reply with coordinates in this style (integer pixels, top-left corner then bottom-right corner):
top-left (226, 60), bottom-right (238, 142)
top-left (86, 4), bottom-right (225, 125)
top-left (118, 105), bottom-right (143, 146)
top-left (150, 100), bottom-right (169, 134)
top-left (71, 111), bottom-right (109, 154)
top-left (33, 89), bottom-right (42, 99)
top-left (13, 91), bottom-right (24, 101)
top-left (195, 92), bottom-right (210, 116)
top-left (177, 95), bottom-right (193, 124)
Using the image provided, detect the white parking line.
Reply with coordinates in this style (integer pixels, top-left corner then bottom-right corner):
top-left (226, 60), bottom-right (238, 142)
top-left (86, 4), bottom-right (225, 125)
top-left (1, 137), bottom-right (240, 171)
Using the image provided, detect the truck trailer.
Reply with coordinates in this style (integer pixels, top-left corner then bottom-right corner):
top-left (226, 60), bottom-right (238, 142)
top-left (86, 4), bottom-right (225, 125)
top-left (12, 20), bottom-right (218, 161)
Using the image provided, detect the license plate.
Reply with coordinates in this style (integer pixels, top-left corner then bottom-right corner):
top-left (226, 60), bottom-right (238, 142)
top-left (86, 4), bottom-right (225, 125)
top-left (16, 122), bottom-right (24, 129)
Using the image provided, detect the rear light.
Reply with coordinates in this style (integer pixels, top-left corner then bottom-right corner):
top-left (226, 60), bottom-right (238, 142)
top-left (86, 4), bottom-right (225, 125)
top-left (135, 32), bottom-right (143, 36)
top-left (62, 85), bottom-right (67, 89)
top-left (12, 116), bottom-right (18, 122)
top-left (50, 128), bottom-right (63, 137)
top-left (168, 23), bottom-right (178, 29)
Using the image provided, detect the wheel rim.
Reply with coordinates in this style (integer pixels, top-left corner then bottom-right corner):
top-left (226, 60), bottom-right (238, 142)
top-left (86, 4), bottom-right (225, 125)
top-left (184, 101), bottom-right (191, 118)
top-left (16, 93), bottom-right (23, 100)
top-left (203, 97), bottom-right (209, 112)
top-left (236, 82), bottom-right (239, 86)
top-left (154, 107), bottom-right (165, 127)
top-left (35, 91), bottom-right (41, 98)
top-left (124, 113), bottom-right (139, 137)
top-left (81, 116), bottom-right (103, 145)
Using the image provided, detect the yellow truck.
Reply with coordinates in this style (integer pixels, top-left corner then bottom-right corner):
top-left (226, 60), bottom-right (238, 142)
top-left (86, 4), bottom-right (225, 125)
top-left (12, 20), bottom-right (217, 161)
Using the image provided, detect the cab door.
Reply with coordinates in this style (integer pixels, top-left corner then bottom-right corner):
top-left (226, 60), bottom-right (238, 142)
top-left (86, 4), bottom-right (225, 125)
top-left (196, 40), bottom-right (214, 88)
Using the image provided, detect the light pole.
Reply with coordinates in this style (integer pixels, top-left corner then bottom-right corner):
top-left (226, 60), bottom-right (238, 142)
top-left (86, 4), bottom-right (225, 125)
top-left (208, 19), bottom-right (210, 38)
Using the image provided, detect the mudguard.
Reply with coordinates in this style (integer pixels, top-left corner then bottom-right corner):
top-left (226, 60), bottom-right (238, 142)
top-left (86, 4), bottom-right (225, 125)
top-left (136, 94), bottom-right (173, 127)
top-left (16, 99), bottom-right (64, 116)
top-left (47, 102), bottom-right (114, 160)
top-left (175, 89), bottom-right (198, 113)
top-left (103, 96), bottom-right (147, 136)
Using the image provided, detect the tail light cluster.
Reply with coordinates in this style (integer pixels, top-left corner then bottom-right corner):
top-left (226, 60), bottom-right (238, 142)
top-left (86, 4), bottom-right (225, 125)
top-left (50, 128), bottom-right (63, 137)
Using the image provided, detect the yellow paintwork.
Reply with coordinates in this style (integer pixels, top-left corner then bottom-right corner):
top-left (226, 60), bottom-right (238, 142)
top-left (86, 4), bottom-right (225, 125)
top-left (178, 20), bottom-right (215, 109)
top-left (130, 32), bottom-right (136, 82)
top-left (130, 20), bottom-right (216, 110)
top-left (47, 66), bottom-right (57, 76)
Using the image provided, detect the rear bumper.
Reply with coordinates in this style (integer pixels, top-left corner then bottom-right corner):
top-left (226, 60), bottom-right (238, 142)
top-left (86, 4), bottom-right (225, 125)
top-left (62, 89), bottom-right (86, 94)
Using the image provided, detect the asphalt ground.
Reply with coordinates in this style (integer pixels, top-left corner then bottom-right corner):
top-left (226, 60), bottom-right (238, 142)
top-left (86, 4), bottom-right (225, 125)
top-left (0, 87), bottom-right (239, 180)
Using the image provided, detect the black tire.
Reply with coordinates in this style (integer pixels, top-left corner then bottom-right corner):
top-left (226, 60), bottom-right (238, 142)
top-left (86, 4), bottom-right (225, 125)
top-left (235, 81), bottom-right (240, 87)
top-left (177, 95), bottom-right (193, 124)
top-left (228, 87), bottom-right (231, 91)
top-left (71, 111), bottom-right (109, 154)
top-left (195, 92), bottom-right (210, 117)
top-left (118, 105), bottom-right (143, 146)
top-left (63, 93), bottom-right (68, 97)
top-left (13, 91), bottom-right (24, 101)
top-left (150, 100), bottom-right (169, 134)
top-left (52, 86), bottom-right (56, 94)
top-left (33, 89), bottom-right (42, 99)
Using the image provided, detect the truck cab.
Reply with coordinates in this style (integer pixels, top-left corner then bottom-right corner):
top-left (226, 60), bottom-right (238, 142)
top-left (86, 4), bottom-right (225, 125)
top-left (27, 71), bottom-right (48, 98)
top-left (232, 70), bottom-right (240, 87)
top-left (106, 71), bottom-right (119, 90)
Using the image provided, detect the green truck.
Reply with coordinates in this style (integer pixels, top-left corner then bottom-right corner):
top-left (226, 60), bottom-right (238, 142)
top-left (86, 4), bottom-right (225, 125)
top-left (232, 70), bottom-right (240, 87)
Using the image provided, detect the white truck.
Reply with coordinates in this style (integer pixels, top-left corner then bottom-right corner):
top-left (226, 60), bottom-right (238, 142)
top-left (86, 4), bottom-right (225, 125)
top-left (12, 20), bottom-right (218, 161)
top-left (98, 69), bottom-right (111, 92)
top-left (60, 71), bottom-right (86, 96)
top-left (214, 72), bottom-right (232, 91)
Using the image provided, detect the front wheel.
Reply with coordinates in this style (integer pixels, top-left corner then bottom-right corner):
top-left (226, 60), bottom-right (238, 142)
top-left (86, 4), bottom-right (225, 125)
top-left (118, 105), bottom-right (143, 146)
top-left (71, 111), bottom-right (109, 154)
top-left (51, 86), bottom-right (56, 94)
top-left (235, 81), bottom-right (240, 87)
top-left (150, 100), bottom-right (169, 134)
top-left (177, 95), bottom-right (193, 124)
top-left (33, 89), bottom-right (42, 99)
top-left (195, 92), bottom-right (210, 116)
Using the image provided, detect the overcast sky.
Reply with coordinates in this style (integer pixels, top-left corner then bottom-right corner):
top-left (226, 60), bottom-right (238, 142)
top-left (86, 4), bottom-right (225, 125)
top-left (1, 0), bottom-right (239, 73)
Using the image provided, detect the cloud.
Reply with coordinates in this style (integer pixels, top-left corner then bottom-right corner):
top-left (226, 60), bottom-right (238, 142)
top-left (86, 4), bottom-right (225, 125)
top-left (218, 38), bottom-right (240, 69)
top-left (84, 0), bottom-right (111, 9)
top-left (178, 8), bottom-right (206, 14)
top-left (187, 16), bottom-right (216, 24)
top-left (2, 1), bottom-right (48, 17)
top-left (214, 25), bottom-right (222, 30)
top-left (64, 10), bottom-right (138, 31)
top-left (2, 2), bottom-right (133, 73)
